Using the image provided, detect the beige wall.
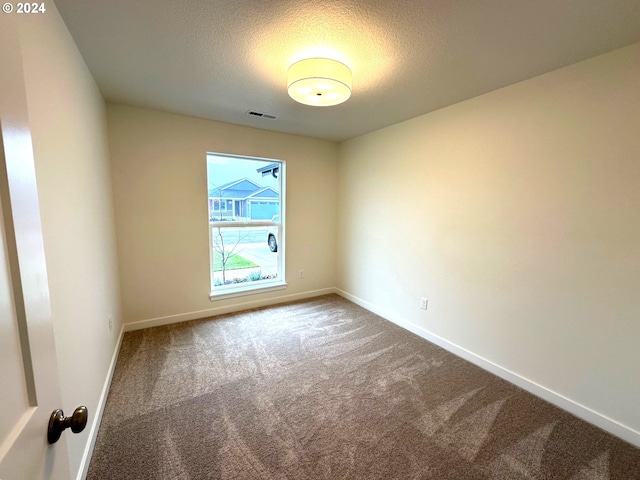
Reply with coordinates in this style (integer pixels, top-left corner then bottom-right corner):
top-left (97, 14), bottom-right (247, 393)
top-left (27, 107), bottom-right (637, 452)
top-left (18, 5), bottom-right (122, 478)
top-left (107, 105), bottom-right (338, 324)
top-left (337, 43), bottom-right (640, 439)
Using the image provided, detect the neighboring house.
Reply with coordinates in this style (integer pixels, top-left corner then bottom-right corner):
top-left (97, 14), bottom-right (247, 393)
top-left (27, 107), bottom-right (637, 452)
top-left (257, 162), bottom-right (280, 179)
top-left (209, 178), bottom-right (279, 220)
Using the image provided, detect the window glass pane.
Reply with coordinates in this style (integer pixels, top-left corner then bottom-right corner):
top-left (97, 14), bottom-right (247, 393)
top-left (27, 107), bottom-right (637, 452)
top-left (211, 225), bottom-right (280, 286)
top-left (207, 154), bottom-right (284, 296)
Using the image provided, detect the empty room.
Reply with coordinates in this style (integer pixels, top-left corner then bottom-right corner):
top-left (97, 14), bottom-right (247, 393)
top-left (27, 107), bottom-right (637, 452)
top-left (1, 0), bottom-right (639, 479)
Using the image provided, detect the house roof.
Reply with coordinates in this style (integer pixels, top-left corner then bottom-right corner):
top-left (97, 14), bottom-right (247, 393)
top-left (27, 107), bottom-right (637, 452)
top-left (208, 178), bottom-right (261, 199)
top-left (209, 179), bottom-right (279, 200)
top-left (257, 163), bottom-right (280, 179)
top-left (247, 187), bottom-right (279, 200)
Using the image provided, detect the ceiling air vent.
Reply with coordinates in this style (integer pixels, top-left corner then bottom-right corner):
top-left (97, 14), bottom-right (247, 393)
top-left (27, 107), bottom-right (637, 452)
top-left (246, 110), bottom-right (277, 120)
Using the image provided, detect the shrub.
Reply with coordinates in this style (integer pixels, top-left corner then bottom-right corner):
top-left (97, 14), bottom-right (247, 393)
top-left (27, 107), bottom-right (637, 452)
top-left (249, 271), bottom-right (263, 281)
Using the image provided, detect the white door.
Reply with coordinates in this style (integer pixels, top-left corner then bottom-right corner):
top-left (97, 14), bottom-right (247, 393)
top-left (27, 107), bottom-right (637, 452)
top-left (0, 15), bottom-right (71, 480)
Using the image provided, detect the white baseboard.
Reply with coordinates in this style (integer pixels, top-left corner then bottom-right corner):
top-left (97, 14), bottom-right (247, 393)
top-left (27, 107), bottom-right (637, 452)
top-left (76, 325), bottom-right (125, 480)
top-left (335, 288), bottom-right (640, 449)
top-left (124, 288), bottom-right (336, 332)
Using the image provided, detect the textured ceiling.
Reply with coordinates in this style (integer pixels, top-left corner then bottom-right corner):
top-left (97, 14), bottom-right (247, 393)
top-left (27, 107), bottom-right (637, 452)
top-left (54, 0), bottom-right (640, 142)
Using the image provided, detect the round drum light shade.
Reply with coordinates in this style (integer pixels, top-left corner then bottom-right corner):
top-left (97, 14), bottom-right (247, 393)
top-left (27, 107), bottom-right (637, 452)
top-left (287, 58), bottom-right (352, 107)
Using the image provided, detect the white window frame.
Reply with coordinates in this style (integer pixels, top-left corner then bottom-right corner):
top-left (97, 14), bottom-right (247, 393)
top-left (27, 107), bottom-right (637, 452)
top-left (208, 153), bottom-right (286, 300)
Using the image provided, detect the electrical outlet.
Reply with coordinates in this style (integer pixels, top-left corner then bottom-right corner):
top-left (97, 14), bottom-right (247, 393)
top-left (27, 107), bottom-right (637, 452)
top-left (108, 317), bottom-right (113, 331)
top-left (420, 297), bottom-right (428, 310)
top-left (299, 270), bottom-right (305, 279)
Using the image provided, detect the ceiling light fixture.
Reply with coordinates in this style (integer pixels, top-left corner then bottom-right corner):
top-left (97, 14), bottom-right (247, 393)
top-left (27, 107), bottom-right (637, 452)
top-left (287, 58), bottom-right (352, 107)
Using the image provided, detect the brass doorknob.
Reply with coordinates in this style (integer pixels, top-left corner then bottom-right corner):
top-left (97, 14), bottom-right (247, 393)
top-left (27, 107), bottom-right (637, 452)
top-left (47, 406), bottom-right (88, 444)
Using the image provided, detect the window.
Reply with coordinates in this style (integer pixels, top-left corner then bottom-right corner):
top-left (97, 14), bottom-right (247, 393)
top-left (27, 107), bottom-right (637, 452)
top-left (207, 153), bottom-right (285, 299)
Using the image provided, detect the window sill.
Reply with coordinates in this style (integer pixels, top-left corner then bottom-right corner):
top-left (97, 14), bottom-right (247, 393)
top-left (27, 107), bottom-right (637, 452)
top-left (209, 280), bottom-right (287, 301)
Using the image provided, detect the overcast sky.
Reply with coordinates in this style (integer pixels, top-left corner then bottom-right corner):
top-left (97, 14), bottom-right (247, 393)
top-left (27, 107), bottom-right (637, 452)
top-left (207, 154), bottom-right (280, 191)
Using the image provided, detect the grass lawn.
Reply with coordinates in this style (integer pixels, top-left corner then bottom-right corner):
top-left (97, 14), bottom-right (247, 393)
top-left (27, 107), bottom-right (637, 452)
top-left (214, 254), bottom-right (258, 271)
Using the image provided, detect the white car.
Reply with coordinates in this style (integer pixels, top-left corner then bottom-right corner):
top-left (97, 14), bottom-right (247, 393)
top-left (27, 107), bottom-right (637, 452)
top-left (267, 215), bottom-right (279, 252)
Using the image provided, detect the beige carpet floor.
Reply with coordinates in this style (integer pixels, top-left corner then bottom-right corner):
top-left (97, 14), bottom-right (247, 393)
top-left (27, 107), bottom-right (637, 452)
top-left (87, 294), bottom-right (640, 479)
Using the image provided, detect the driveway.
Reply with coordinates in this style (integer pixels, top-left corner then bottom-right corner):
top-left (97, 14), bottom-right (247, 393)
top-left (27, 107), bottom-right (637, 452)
top-left (236, 242), bottom-right (277, 274)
